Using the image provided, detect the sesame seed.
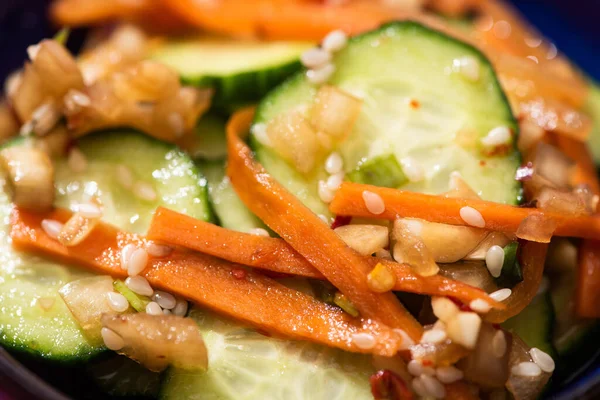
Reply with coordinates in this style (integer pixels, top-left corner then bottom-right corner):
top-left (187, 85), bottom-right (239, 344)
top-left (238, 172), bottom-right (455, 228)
top-left (146, 242), bottom-right (173, 257)
top-left (125, 276), bottom-right (153, 297)
top-left (248, 227), bottom-right (270, 237)
top-left (511, 361), bottom-right (542, 377)
top-left (420, 329), bottom-right (447, 344)
top-left (351, 332), bottom-right (376, 350)
top-left (400, 157), bottom-right (424, 182)
top-left (19, 120), bottom-right (34, 136)
top-left (120, 244), bottom-right (137, 270)
top-left (412, 377), bottom-right (428, 397)
top-left (453, 56), bottom-right (480, 81)
top-left (132, 181), bottom-right (157, 202)
top-left (306, 63), bottom-right (335, 85)
top-left (325, 152), bottom-right (344, 174)
top-left (4, 70), bottom-right (22, 98)
top-left (460, 206), bottom-right (485, 228)
top-left (68, 89), bottom-right (91, 107)
top-left (101, 327), bottom-right (125, 351)
top-left (251, 123), bottom-right (271, 146)
top-left (322, 30), bottom-right (348, 53)
top-left (173, 298), bottom-right (188, 317)
top-left (152, 291), bottom-right (177, 309)
top-left (127, 248), bottom-right (149, 276)
top-left (318, 180), bottom-right (335, 203)
top-left (145, 301), bottom-right (163, 316)
top-left (326, 172), bottom-right (344, 191)
top-left (68, 148), bottom-right (87, 173)
top-left (41, 219), bottom-right (64, 239)
top-left (436, 366), bottom-right (464, 384)
top-left (301, 48), bottom-right (331, 69)
top-left (469, 299), bottom-right (491, 313)
top-left (489, 288), bottom-right (512, 302)
top-left (393, 328), bottom-right (414, 350)
top-left (492, 330), bottom-right (507, 358)
top-left (168, 113), bottom-right (185, 138)
top-left (408, 360), bottom-right (424, 376)
top-left (318, 214), bottom-right (330, 224)
top-left (31, 102), bottom-right (60, 137)
top-left (362, 190), bottom-right (385, 215)
top-left (116, 164), bottom-right (134, 189)
top-left (530, 347), bottom-right (555, 372)
top-left (106, 292), bottom-right (129, 312)
top-left (75, 203), bottom-right (103, 219)
top-left (485, 245), bottom-right (505, 278)
top-left (481, 126), bottom-right (511, 148)
top-left (420, 374), bottom-right (446, 399)
top-left (27, 44), bottom-right (40, 61)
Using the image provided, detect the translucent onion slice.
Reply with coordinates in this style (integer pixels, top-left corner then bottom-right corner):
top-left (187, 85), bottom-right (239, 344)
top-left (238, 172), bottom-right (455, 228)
top-left (101, 312), bottom-right (208, 372)
top-left (515, 213), bottom-right (556, 243)
top-left (465, 232), bottom-right (512, 261)
top-left (334, 224), bottom-right (389, 256)
top-left (410, 339), bottom-right (470, 367)
top-left (392, 218), bottom-right (439, 277)
top-left (506, 334), bottom-right (551, 400)
top-left (438, 261), bottom-right (499, 294)
top-left (535, 187), bottom-right (592, 217)
top-left (530, 142), bottom-right (575, 189)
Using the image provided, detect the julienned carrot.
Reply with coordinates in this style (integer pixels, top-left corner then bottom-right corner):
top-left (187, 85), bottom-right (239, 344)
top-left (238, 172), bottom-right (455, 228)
top-left (10, 207), bottom-right (407, 356)
top-left (329, 182), bottom-right (600, 240)
top-left (226, 107), bottom-right (424, 341)
top-left (147, 206), bottom-right (505, 309)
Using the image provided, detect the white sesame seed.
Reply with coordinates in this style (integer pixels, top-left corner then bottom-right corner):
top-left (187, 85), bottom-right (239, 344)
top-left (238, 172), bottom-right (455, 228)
top-left (412, 377), bottom-right (428, 397)
top-left (173, 298), bottom-right (188, 317)
top-left (306, 63), bottom-right (335, 85)
top-left (421, 374), bottom-right (446, 399)
top-left (362, 190), bottom-right (385, 215)
top-left (31, 102), bottom-right (61, 137)
top-left (125, 276), bottom-right (153, 297)
top-left (132, 181), bottom-right (157, 202)
top-left (101, 327), bottom-right (125, 351)
top-left (393, 328), bottom-right (415, 350)
top-left (106, 292), bottom-right (129, 312)
top-left (19, 120), bottom-right (34, 136)
top-left (469, 299), bottom-right (491, 313)
top-left (485, 245), bottom-right (505, 278)
top-left (127, 248), bottom-right (149, 276)
top-left (453, 56), bottom-right (480, 81)
top-left (251, 123), bottom-right (271, 146)
top-left (41, 219), bottom-right (64, 239)
top-left (75, 203), bottom-right (103, 219)
top-left (322, 30), bottom-right (348, 53)
top-left (249, 227), bottom-right (270, 237)
top-left (4, 70), bottom-right (22, 98)
top-left (37, 297), bottom-right (55, 311)
top-left (68, 148), bottom-right (87, 173)
top-left (325, 152), bottom-right (344, 174)
top-left (460, 206), bottom-right (485, 228)
top-left (436, 366), bottom-right (464, 384)
top-left (318, 214), bottom-right (330, 224)
top-left (351, 332), bottom-right (376, 350)
top-left (408, 360), bottom-right (425, 376)
top-left (163, 309), bottom-right (171, 315)
top-left (168, 113), bottom-right (185, 138)
top-left (489, 288), bottom-right (512, 302)
top-left (326, 172), bottom-right (344, 191)
top-left (145, 301), bottom-right (163, 316)
top-left (301, 47), bottom-right (331, 69)
top-left (511, 361), bottom-right (542, 377)
top-left (530, 347), bottom-right (555, 372)
top-left (492, 330), bottom-right (507, 358)
top-left (115, 164), bottom-right (134, 189)
top-left (318, 180), bottom-right (335, 203)
top-left (68, 89), bottom-right (91, 107)
top-left (146, 242), bottom-right (173, 257)
top-left (27, 44), bottom-right (40, 61)
top-left (420, 329), bottom-right (447, 344)
top-left (400, 157), bottom-right (425, 182)
top-left (120, 244), bottom-right (137, 270)
top-left (152, 290), bottom-right (177, 309)
top-left (481, 126), bottom-right (511, 148)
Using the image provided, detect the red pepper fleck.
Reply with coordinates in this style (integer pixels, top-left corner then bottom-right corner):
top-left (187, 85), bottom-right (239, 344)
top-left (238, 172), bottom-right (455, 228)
top-left (331, 215), bottom-right (352, 230)
top-left (421, 359), bottom-right (433, 367)
top-left (409, 99), bottom-right (420, 109)
top-left (370, 370), bottom-right (413, 400)
top-left (492, 323), bottom-right (502, 330)
top-left (479, 160), bottom-right (486, 167)
top-left (449, 297), bottom-right (472, 312)
top-left (231, 269), bottom-right (247, 280)
top-left (256, 329), bottom-right (272, 337)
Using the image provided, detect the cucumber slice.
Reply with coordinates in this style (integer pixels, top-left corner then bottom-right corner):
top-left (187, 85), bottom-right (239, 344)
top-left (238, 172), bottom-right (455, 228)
top-left (150, 39), bottom-right (312, 107)
top-left (495, 242), bottom-right (523, 288)
top-left (0, 131), bottom-right (212, 362)
top-left (252, 22), bottom-right (520, 217)
top-left (347, 154), bottom-right (408, 188)
top-left (160, 308), bottom-right (373, 400)
top-left (178, 114), bottom-right (228, 162)
top-left (585, 81), bottom-right (600, 165)
top-left (201, 160), bottom-right (266, 232)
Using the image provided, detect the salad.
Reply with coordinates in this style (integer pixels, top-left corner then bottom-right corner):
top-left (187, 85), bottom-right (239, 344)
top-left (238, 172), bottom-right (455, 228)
top-left (1, 0), bottom-right (600, 399)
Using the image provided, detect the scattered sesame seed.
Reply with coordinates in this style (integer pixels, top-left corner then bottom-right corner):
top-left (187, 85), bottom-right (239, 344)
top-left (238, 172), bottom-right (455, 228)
top-left (4, 70), bottom-right (21, 99)
top-left (106, 292), bottom-right (129, 312)
top-left (412, 377), bottom-right (428, 397)
top-left (41, 219), bottom-right (64, 239)
top-left (362, 190), bottom-right (385, 215)
top-left (489, 288), bottom-right (512, 302)
top-left (393, 328), bottom-right (414, 350)
top-left (325, 152), bottom-right (344, 174)
top-left (75, 203), bottom-right (103, 219)
top-left (116, 164), bottom-right (134, 189)
top-left (460, 206), bottom-right (485, 228)
top-left (318, 180), bottom-right (335, 203)
top-left (173, 298), bottom-right (188, 317)
top-left (145, 301), bottom-right (163, 316)
top-left (132, 181), bottom-right (157, 202)
top-left (249, 227), bottom-right (270, 237)
top-left (485, 245), bottom-right (505, 278)
top-left (420, 329), bottom-right (448, 344)
top-left (469, 299), bottom-right (491, 313)
top-left (511, 361), bottom-right (542, 377)
top-left (125, 276), bottom-right (153, 297)
top-left (408, 360), bottom-right (427, 376)
top-left (31, 102), bottom-right (60, 137)
top-left (351, 332), bottom-right (376, 350)
top-left (400, 157), bottom-right (425, 182)
top-left (146, 242), bottom-right (173, 257)
top-left (318, 214), bottom-right (330, 224)
top-left (530, 347), bottom-right (555, 372)
top-left (37, 297), bottom-right (55, 311)
top-left (68, 89), bottom-right (91, 107)
top-left (27, 44), bottom-right (40, 61)
top-left (326, 172), bottom-right (344, 191)
top-left (306, 63), bottom-right (335, 85)
top-left (101, 327), bottom-right (125, 351)
top-left (492, 330), bottom-right (507, 358)
top-left (322, 30), bottom-right (348, 53)
top-left (436, 366), bottom-right (464, 384)
top-left (481, 126), bottom-right (511, 148)
top-left (152, 291), bottom-right (177, 310)
top-left (68, 148), bottom-right (87, 173)
top-left (301, 47), bottom-right (331, 69)
top-left (120, 244), bottom-right (137, 270)
top-left (453, 56), bottom-right (480, 81)
top-left (421, 374), bottom-right (446, 399)
top-left (127, 248), bottom-right (149, 276)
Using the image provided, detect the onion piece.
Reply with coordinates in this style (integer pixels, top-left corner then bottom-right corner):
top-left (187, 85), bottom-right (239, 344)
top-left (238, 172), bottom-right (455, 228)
top-left (57, 212), bottom-right (101, 246)
top-left (445, 172), bottom-right (480, 200)
top-left (515, 213), bottom-right (556, 243)
top-left (310, 85), bottom-right (362, 144)
top-left (506, 334), bottom-right (551, 400)
top-left (0, 146), bottom-right (54, 211)
top-left (392, 218), bottom-right (439, 277)
top-left (0, 102), bottom-right (18, 143)
top-left (410, 339), bottom-right (470, 367)
top-left (101, 312), bottom-right (208, 372)
top-left (58, 276), bottom-right (118, 345)
top-left (517, 119), bottom-right (545, 153)
top-left (438, 261), bottom-right (499, 294)
top-left (465, 232), bottom-right (512, 261)
top-left (334, 224), bottom-right (389, 256)
top-left (535, 187), bottom-right (591, 217)
top-left (32, 124), bottom-right (70, 158)
top-left (529, 142), bottom-right (575, 189)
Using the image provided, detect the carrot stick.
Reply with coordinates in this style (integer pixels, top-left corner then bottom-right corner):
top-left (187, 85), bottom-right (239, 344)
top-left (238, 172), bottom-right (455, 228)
top-left (226, 107), bottom-right (424, 341)
top-left (329, 182), bottom-right (600, 240)
top-left (10, 206), bottom-right (407, 356)
top-left (147, 206), bottom-right (505, 309)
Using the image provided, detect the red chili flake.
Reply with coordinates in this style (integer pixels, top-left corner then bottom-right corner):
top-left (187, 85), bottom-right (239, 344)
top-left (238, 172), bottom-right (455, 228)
top-left (479, 160), bottom-right (486, 167)
top-left (409, 99), bottom-right (420, 109)
top-left (449, 297), bottom-right (471, 312)
top-left (370, 370), bottom-right (413, 400)
top-left (231, 269), bottom-right (247, 280)
top-left (492, 324), bottom-right (502, 330)
top-left (421, 359), bottom-right (433, 367)
top-left (256, 329), bottom-right (272, 338)
top-left (260, 270), bottom-right (290, 279)
top-left (331, 215), bottom-right (352, 230)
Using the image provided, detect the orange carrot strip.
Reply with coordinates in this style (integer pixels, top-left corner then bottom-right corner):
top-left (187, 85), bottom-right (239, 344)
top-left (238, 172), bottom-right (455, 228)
top-left (11, 207), bottom-right (406, 356)
top-left (147, 206), bottom-right (505, 309)
top-left (329, 182), bottom-right (600, 240)
top-left (226, 107), bottom-right (424, 341)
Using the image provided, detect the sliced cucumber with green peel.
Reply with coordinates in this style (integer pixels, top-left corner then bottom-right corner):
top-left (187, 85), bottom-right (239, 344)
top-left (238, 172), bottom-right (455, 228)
top-left (160, 308), bottom-right (373, 400)
top-left (585, 81), bottom-right (600, 165)
top-left (347, 154), bottom-right (408, 188)
top-left (180, 114), bottom-right (228, 162)
top-left (252, 21), bottom-right (520, 217)
top-left (151, 39), bottom-right (312, 107)
top-left (0, 131), bottom-right (212, 362)
top-left (201, 160), bottom-right (266, 232)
